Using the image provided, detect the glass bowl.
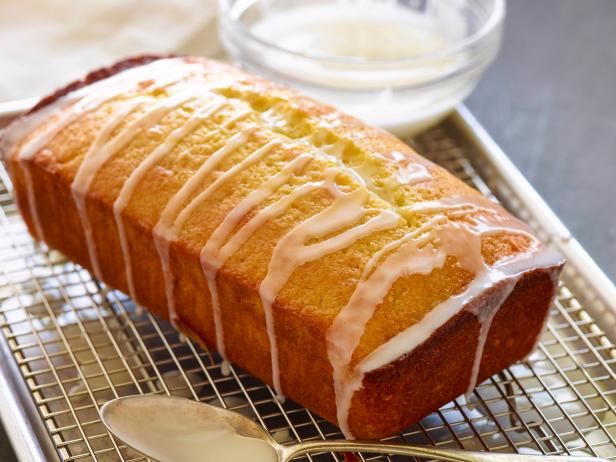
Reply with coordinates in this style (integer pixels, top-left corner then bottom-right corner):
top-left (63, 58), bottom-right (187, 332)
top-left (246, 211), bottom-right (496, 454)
top-left (218, 0), bottom-right (505, 137)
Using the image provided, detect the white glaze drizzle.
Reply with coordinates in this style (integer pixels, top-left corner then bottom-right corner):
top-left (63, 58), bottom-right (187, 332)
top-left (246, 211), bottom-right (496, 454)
top-left (72, 98), bottom-right (147, 279)
top-left (388, 162), bottom-right (432, 187)
top-left (358, 245), bottom-right (562, 374)
top-left (159, 137), bottom-right (280, 355)
top-left (200, 162), bottom-right (344, 384)
top-left (372, 150), bottom-right (433, 190)
top-left (200, 154), bottom-right (316, 279)
top-left (465, 276), bottom-right (518, 398)
top-left (71, 91), bottom-right (197, 301)
top-left (16, 62), bottom-right (196, 164)
top-left (315, 140), bottom-right (433, 204)
top-left (435, 221), bottom-right (520, 398)
top-left (222, 109), bottom-right (253, 127)
top-left (185, 139), bottom-right (281, 356)
top-left (19, 167), bottom-right (45, 241)
top-left (173, 139), bottom-right (280, 241)
top-left (112, 98), bottom-right (226, 302)
top-left (6, 58), bottom-right (199, 241)
top-left (327, 218), bottom-right (447, 437)
top-left (326, 196), bottom-right (562, 437)
top-left (260, 182), bottom-right (401, 399)
top-left (402, 196), bottom-right (513, 223)
top-left (152, 127), bottom-right (258, 330)
top-left (220, 360), bottom-right (232, 376)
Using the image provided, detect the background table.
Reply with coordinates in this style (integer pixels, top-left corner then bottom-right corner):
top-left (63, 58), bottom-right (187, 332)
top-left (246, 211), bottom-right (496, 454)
top-left (466, 0), bottom-right (616, 281)
top-left (1, 0), bottom-right (614, 460)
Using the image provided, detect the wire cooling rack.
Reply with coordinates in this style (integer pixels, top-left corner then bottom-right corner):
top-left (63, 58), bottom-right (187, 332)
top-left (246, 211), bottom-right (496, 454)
top-left (0, 108), bottom-right (614, 462)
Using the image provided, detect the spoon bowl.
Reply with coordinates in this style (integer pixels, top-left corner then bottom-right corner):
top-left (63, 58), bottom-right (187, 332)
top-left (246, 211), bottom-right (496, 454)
top-left (101, 395), bottom-right (281, 462)
top-left (101, 395), bottom-right (609, 462)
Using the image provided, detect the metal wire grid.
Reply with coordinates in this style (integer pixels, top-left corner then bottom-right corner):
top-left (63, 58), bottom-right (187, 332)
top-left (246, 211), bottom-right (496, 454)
top-left (0, 123), bottom-right (614, 462)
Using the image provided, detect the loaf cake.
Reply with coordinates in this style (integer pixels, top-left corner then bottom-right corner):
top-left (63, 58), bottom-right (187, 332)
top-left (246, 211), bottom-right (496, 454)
top-left (1, 56), bottom-right (564, 439)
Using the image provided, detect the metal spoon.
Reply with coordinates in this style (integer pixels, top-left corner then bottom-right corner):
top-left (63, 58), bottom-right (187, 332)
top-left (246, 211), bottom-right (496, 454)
top-left (101, 395), bottom-right (607, 462)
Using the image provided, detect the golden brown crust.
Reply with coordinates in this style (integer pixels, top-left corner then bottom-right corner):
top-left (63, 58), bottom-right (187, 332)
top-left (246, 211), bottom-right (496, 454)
top-left (5, 56), bottom-right (562, 438)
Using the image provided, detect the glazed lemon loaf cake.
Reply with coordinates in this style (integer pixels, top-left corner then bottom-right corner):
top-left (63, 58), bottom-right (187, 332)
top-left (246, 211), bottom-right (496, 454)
top-left (1, 56), bottom-right (564, 438)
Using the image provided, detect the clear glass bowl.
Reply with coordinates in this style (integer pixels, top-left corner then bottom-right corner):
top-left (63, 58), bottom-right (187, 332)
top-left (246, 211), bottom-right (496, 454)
top-left (218, 0), bottom-right (505, 137)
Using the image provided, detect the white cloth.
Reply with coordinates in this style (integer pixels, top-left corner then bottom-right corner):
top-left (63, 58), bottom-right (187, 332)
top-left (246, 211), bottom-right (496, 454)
top-left (0, 0), bottom-right (221, 101)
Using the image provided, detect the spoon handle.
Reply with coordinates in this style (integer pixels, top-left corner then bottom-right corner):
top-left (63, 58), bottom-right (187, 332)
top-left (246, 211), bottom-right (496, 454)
top-left (281, 440), bottom-right (607, 462)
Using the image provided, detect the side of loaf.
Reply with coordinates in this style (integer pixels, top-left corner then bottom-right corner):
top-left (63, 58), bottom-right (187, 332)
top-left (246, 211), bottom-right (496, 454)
top-left (1, 56), bottom-right (563, 438)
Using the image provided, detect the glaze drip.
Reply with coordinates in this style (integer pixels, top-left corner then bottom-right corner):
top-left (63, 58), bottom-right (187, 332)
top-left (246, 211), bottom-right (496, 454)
top-left (153, 126), bottom-right (257, 333)
top-left (327, 199), bottom-right (559, 437)
top-left (259, 180), bottom-right (401, 399)
top-left (112, 98), bottom-right (226, 303)
top-left (199, 155), bottom-right (319, 365)
top-left (316, 141), bottom-right (433, 205)
top-left (72, 98), bottom-right (147, 280)
top-left (72, 91), bottom-right (199, 301)
top-left (9, 58), bottom-right (199, 241)
top-left (327, 218), bottom-right (447, 436)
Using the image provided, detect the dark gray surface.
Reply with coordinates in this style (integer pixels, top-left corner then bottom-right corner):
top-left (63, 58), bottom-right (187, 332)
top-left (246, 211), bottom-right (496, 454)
top-left (0, 424), bottom-right (16, 462)
top-left (467, 0), bottom-right (616, 281)
top-left (1, 1), bottom-right (615, 461)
